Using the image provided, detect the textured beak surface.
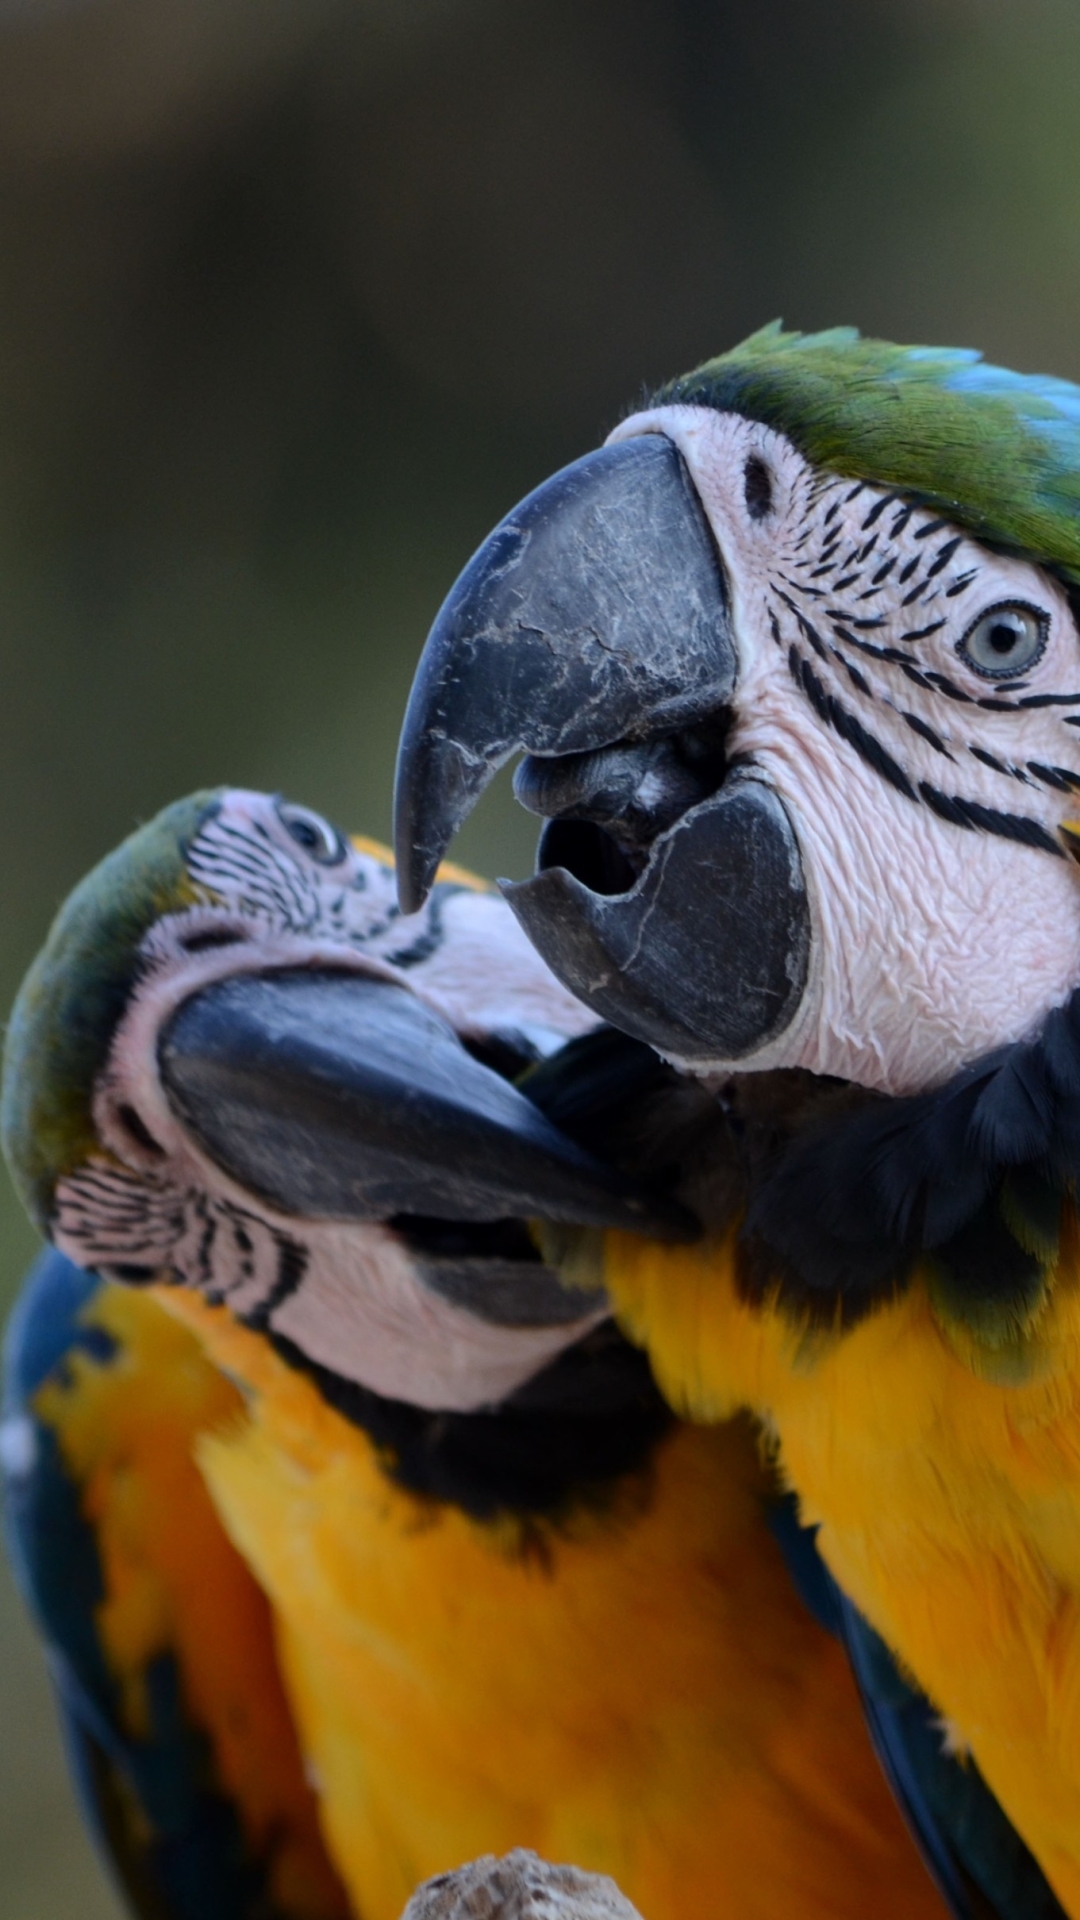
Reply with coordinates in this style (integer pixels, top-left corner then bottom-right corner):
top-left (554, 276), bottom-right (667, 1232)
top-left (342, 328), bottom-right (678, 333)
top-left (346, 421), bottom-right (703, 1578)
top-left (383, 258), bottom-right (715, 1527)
top-left (504, 776), bottom-right (808, 1061)
top-left (159, 968), bottom-right (689, 1233)
top-left (394, 435), bottom-right (737, 911)
top-left (394, 435), bottom-right (811, 1064)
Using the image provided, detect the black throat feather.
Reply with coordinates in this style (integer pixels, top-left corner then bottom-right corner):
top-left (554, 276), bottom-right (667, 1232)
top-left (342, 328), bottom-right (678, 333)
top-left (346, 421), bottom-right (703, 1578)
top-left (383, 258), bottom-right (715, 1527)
top-left (521, 1006), bottom-right (1080, 1340)
top-left (267, 1320), bottom-right (672, 1526)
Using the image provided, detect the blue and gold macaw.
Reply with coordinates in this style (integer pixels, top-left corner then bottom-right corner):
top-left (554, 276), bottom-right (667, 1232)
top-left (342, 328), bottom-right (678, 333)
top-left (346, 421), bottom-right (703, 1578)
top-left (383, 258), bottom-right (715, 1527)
top-left (0, 788), bottom-right (955, 1920)
top-left (396, 323), bottom-right (1080, 1918)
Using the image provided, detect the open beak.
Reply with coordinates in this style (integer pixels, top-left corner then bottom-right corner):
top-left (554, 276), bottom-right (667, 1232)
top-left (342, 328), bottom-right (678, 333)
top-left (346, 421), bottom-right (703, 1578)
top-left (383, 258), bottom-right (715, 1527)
top-left (158, 967), bottom-right (690, 1239)
top-left (394, 434), bottom-right (810, 1064)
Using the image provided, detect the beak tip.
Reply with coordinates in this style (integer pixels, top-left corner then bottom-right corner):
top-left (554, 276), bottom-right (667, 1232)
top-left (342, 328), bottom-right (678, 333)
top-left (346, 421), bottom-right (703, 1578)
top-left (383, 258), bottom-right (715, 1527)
top-left (394, 860), bottom-right (430, 917)
top-left (392, 748), bottom-right (441, 913)
top-left (394, 696), bottom-right (478, 913)
top-left (393, 434), bottom-right (737, 917)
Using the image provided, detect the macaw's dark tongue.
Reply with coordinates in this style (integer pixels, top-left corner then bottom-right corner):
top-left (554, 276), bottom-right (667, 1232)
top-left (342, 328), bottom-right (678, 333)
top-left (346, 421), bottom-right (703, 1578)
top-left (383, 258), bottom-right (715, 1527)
top-left (394, 432), bottom-right (811, 1064)
top-left (514, 716), bottom-right (734, 879)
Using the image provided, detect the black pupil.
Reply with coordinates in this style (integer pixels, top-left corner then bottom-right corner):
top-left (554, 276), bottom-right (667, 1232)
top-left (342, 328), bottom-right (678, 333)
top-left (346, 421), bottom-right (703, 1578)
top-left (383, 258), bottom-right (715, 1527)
top-left (289, 817), bottom-right (323, 851)
top-left (989, 620), bottom-right (1022, 656)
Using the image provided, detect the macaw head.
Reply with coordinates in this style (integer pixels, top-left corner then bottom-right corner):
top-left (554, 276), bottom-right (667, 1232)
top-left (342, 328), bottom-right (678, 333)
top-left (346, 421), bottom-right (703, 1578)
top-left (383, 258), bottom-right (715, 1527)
top-left (2, 787), bottom-right (683, 1420)
top-left (396, 324), bottom-right (1080, 1099)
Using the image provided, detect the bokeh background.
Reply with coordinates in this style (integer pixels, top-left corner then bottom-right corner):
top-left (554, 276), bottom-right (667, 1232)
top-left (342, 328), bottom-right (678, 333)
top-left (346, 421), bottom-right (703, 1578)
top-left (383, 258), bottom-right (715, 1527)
top-left (1, 0), bottom-right (1079, 1910)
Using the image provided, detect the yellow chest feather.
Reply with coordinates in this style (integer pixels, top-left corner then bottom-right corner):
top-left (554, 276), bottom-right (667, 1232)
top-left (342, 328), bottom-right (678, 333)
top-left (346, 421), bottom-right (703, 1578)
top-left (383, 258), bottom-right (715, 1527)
top-left (147, 1289), bottom-right (939, 1920)
top-left (606, 1219), bottom-right (1080, 1914)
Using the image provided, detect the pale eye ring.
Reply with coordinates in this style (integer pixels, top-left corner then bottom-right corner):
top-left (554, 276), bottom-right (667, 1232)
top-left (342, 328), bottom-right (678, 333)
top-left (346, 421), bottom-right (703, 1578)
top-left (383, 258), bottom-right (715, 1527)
top-left (275, 799), bottom-right (348, 866)
top-left (957, 601), bottom-right (1048, 679)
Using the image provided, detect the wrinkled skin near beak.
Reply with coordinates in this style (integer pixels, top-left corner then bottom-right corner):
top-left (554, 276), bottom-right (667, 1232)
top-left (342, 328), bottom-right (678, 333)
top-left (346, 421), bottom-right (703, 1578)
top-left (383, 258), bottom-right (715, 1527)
top-left (159, 967), bottom-right (689, 1239)
top-left (394, 436), bottom-right (810, 1063)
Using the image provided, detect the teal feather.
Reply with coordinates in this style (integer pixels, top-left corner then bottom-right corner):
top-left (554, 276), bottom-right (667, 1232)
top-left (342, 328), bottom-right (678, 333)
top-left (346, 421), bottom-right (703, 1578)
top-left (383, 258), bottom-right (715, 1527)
top-left (658, 323), bottom-right (1080, 583)
top-left (0, 791), bottom-right (222, 1233)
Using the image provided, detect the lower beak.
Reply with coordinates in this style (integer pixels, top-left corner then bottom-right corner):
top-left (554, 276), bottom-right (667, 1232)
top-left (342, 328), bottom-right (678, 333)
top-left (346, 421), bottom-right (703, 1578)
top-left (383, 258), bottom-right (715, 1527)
top-left (394, 434), bottom-right (810, 1064)
top-left (158, 968), bottom-right (690, 1236)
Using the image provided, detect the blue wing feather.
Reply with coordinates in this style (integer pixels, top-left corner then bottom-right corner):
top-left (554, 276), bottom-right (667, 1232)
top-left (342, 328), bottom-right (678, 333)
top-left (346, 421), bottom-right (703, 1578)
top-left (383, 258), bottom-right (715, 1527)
top-left (2, 1249), bottom-right (311, 1920)
top-left (769, 1493), bottom-right (1066, 1920)
top-left (837, 1592), bottom-right (1066, 1920)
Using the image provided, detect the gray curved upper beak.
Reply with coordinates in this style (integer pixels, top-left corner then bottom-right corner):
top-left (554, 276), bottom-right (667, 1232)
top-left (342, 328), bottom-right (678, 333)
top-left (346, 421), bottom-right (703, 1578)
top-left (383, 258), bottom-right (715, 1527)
top-left (395, 435), bottom-right (736, 912)
top-left (394, 434), bottom-right (811, 1064)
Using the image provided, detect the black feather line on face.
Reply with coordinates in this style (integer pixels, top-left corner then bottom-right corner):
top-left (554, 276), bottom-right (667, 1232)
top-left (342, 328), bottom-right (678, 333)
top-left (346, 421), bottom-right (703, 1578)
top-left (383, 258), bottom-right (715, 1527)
top-left (786, 645), bottom-right (917, 799)
top-left (240, 1235), bottom-right (308, 1330)
top-left (918, 785), bottom-right (1063, 855)
top-left (770, 564), bottom-right (1068, 859)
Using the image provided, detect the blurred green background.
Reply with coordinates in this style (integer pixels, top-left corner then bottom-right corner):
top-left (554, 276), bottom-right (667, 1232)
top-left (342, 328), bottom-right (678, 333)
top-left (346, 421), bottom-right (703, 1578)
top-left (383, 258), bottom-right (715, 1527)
top-left (1, 0), bottom-right (1080, 1910)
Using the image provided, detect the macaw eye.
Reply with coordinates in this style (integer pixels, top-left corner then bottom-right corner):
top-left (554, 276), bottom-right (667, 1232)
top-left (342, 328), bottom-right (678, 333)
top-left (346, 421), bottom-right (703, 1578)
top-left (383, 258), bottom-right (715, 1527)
top-left (275, 800), bottom-right (348, 865)
top-left (957, 602), bottom-right (1048, 679)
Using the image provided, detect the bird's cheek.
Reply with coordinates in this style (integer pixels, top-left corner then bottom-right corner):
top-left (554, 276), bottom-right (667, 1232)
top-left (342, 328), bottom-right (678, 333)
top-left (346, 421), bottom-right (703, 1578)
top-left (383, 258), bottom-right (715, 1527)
top-left (773, 753), bottom-right (1080, 1094)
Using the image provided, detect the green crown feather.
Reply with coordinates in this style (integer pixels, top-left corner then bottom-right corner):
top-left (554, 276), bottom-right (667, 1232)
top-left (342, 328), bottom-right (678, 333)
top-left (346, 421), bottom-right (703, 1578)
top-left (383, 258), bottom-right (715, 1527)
top-left (660, 323), bottom-right (1080, 585)
top-left (1, 791), bottom-right (223, 1232)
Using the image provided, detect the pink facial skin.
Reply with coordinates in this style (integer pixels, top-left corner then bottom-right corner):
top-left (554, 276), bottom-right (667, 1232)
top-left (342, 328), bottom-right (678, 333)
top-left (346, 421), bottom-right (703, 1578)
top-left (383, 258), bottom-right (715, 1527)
top-left (52, 791), bottom-right (604, 1413)
top-left (610, 406), bottom-right (1080, 1094)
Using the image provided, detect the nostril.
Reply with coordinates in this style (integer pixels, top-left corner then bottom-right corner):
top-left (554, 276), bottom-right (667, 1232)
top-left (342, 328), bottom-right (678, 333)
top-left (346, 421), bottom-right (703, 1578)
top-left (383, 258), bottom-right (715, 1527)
top-left (744, 455), bottom-right (773, 521)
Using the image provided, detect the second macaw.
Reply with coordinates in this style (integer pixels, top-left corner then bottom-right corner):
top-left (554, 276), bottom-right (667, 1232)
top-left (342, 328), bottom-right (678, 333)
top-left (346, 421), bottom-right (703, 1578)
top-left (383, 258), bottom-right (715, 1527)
top-left (396, 322), bottom-right (1080, 1917)
top-left (0, 789), bottom-right (954, 1920)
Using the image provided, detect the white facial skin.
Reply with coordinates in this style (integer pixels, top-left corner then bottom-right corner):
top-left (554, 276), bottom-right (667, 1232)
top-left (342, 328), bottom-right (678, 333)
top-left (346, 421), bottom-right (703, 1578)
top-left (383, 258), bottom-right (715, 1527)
top-left (610, 407), bottom-right (1080, 1094)
top-left (52, 791), bottom-right (603, 1412)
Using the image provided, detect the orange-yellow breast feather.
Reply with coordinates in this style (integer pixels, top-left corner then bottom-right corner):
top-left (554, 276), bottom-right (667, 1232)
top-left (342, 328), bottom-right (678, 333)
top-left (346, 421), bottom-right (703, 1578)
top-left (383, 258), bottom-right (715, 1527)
top-left (605, 1216), bottom-right (1080, 1914)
